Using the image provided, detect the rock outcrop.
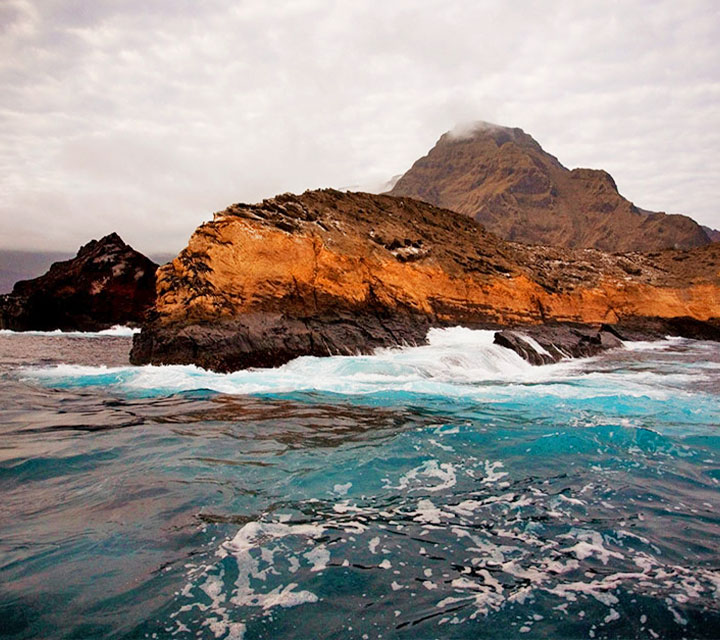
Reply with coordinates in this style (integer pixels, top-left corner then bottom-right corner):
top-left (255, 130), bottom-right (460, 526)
top-left (0, 233), bottom-right (158, 331)
top-left (130, 190), bottom-right (720, 371)
top-left (388, 123), bottom-right (711, 252)
top-left (494, 325), bottom-right (624, 366)
top-left (702, 225), bottom-right (720, 243)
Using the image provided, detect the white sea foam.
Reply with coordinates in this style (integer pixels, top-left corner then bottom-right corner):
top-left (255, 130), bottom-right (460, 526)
top-left (395, 460), bottom-right (457, 492)
top-left (224, 521), bottom-right (326, 554)
top-left (303, 545), bottom-right (330, 572)
top-left (19, 327), bottom-right (565, 395)
top-left (622, 336), bottom-right (686, 351)
top-left (0, 325), bottom-right (140, 337)
top-left (179, 517), bottom-right (328, 636)
top-left (413, 499), bottom-right (454, 525)
top-left (20, 327), bottom-right (712, 406)
top-left (168, 452), bottom-right (720, 636)
top-left (519, 335), bottom-right (553, 358)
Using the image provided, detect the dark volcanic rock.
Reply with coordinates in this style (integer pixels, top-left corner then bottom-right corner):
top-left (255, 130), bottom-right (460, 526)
top-left (0, 233), bottom-right (158, 331)
top-left (492, 318), bottom-right (720, 365)
top-left (494, 325), bottom-right (624, 365)
top-left (131, 310), bottom-right (433, 372)
top-left (608, 316), bottom-right (720, 342)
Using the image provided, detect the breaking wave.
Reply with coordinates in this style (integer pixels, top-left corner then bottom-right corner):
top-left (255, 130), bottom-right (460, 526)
top-left (20, 328), bottom-right (703, 403)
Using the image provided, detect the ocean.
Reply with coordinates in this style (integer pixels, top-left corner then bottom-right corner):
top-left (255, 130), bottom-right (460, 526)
top-left (0, 327), bottom-right (718, 639)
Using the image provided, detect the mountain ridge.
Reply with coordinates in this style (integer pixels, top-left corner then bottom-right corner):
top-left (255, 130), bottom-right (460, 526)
top-left (702, 225), bottom-right (720, 243)
top-left (388, 122), bottom-right (711, 252)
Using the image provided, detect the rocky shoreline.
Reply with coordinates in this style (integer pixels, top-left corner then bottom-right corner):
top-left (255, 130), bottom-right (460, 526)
top-left (129, 189), bottom-right (720, 372)
top-left (130, 313), bottom-right (720, 372)
top-left (5, 123), bottom-right (719, 371)
top-left (494, 318), bottom-right (720, 365)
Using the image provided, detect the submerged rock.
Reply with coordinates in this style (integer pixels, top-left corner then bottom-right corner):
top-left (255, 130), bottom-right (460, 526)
top-left (130, 189), bottom-right (720, 372)
top-left (0, 233), bottom-right (158, 332)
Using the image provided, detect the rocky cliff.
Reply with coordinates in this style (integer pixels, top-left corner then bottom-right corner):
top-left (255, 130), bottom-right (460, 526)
top-left (0, 233), bottom-right (158, 331)
top-left (130, 190), bottom-right (720, 371)
top-left (389, 123), bottom-right (711, 252)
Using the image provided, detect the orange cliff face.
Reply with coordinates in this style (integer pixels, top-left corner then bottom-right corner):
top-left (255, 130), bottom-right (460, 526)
top-left (131, 189), bottom-right (720, 371)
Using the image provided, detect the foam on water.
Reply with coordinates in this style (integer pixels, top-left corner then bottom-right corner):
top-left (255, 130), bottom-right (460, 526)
top-left (0, 324), bottom-right (140, 337)
top-left (622, 336), bottom-right (686, 351)
top-left (1, 328), bottom-right (719, 639)
top-left (19, 328), bottom-right (574, 394)
top-left (20, 329), bottom-right (712, 415)
top-left (163, 420), bottom-right (720, 639)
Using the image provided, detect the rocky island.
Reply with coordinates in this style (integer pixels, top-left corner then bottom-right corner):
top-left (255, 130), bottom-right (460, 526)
top-left (130, 189), bottom-right (720, 372)
top-left (0, 233), bottom-right (158, 332)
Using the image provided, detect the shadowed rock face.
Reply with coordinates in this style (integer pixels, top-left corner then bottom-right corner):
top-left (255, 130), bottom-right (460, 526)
top-left (703, 225), bottom-right (720, 243)
top-left (0, 233), bottom-right (158, 331)
top-left (389, 123), bottom-right (711, 252)
top-left (130, 189), bottom-right (720, 372)
top-left (494, 325), bottom-right (624, 366)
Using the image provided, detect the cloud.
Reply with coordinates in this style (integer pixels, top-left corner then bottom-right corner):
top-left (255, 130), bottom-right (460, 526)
top-left (1, 0), bottom-right (719, 253)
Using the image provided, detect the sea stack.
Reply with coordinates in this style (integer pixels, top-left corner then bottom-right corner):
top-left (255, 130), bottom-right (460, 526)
top-left (0, 233), bottom-right (158, 332)
top-left (130, 189), bottom-right (720, 372)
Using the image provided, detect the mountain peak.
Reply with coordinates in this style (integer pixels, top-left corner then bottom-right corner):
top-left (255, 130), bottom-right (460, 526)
top-left (77, 232), bottom-right (127, 256)
top-left (438, 121), bottom-right (542, 151)
top-left (389, 124), bottom-right (709, 252)
top-left (445, 120), bottom-right (523, 138)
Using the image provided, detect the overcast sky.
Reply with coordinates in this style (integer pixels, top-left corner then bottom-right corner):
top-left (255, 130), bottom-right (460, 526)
top-left (1, 0), bottom-right (719, 254)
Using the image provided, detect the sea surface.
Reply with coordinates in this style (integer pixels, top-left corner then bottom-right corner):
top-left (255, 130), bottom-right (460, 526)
top-left (0, 327), bottom-right (718, 639)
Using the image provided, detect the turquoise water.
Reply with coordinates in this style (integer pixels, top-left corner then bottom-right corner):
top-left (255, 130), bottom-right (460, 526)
top-left (0, 328), bottom-right (718, 639)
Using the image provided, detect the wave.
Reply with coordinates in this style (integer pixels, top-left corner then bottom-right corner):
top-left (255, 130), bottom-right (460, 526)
top-left (621, 336), bottom-right (686, 351)
top-left (19, 328), bottom-right (568, 395)
top-left (18, 326), bottom-right (708, 405)
top-left (0, 325), bottom-right (140, 338)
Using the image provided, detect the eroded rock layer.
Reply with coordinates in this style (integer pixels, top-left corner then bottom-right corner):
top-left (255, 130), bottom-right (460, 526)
top-left (131, 190), bottom-right (720, 371)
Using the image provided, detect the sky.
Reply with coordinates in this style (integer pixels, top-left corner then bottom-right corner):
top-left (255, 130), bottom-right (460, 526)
top-left (1, 0), bottom-right (719, 254)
